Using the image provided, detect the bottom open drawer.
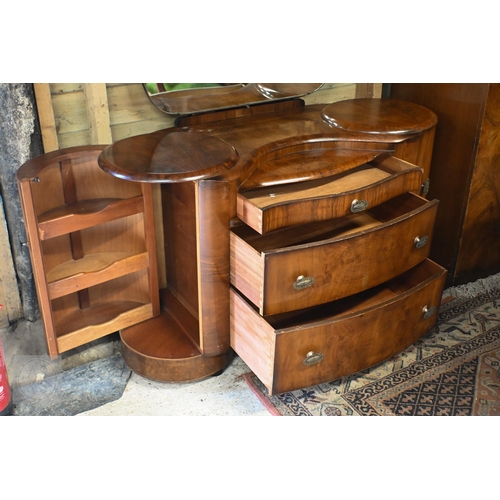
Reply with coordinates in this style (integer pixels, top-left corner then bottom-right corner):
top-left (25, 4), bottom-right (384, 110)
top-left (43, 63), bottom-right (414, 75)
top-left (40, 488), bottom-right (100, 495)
top-left (230, 259), bottom-right (447, 395)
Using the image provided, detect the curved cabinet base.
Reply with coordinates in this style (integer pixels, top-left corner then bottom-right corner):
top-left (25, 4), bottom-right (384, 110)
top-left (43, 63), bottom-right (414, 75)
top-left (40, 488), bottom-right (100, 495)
top-left (120, 309), bottom-right (234, 382)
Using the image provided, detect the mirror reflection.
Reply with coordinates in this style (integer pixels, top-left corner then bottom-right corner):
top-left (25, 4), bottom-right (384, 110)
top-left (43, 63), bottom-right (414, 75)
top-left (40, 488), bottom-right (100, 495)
top-left (144, 83), bottom-right (324, 115)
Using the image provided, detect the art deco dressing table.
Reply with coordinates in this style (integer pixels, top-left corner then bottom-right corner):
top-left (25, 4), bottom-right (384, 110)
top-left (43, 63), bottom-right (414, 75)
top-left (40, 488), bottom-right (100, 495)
top-left (94, 84), bottom-right (447, 394)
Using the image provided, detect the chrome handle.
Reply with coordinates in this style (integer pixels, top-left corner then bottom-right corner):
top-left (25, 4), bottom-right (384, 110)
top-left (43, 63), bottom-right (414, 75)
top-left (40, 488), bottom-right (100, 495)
top-left (351, 199), bottom-right (369, 213)
top-left (293, 275), bottom-right (315, 290)
top-left (422, 305), bottom-right (436, 319)
top-left (303, 351), bottom-right (324, 366)
top-left (414, 235), bottom-right (429, 249)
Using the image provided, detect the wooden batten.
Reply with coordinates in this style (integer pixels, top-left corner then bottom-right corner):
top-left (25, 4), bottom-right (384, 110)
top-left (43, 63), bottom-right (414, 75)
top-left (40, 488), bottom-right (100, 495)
top-left (33, 83), bottom-right (59, 153)
top-left (0, 199), bottom-right (22, 327)
top-left (355, 83), bottom-right (378, 98)
top-left (83, 84), bottom-right (113, 145)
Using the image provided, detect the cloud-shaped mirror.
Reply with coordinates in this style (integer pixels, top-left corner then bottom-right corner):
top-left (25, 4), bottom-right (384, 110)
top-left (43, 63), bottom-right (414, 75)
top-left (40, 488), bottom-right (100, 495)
top-left (144, 83), bottom-right (324, 115)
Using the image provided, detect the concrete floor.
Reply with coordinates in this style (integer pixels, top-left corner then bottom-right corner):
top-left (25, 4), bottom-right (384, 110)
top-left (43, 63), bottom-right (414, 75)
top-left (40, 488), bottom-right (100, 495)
top-left (1, 318), bottom-right (270, 416)
top-left (79, 356), bottom-right (269, 416)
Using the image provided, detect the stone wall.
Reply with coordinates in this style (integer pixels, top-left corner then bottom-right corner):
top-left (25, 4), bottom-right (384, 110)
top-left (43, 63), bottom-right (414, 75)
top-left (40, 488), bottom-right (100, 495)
top-left (0, 83), bottom-right (43, 322)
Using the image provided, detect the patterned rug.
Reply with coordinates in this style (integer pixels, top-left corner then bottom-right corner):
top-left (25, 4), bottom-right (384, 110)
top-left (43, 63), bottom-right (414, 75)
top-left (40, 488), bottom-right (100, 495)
top-left (244, 273), bottom-right (500, 416)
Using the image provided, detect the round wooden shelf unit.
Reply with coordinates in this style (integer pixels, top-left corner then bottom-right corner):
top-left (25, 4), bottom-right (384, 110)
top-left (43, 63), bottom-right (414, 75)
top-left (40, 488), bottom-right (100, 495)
top-left (120, 310), bottom-right (234, 382)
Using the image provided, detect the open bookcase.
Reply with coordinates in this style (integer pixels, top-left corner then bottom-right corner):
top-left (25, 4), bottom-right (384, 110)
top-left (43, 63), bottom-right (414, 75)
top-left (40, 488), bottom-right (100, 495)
top-left (17, 146), bottom-right (160, 358)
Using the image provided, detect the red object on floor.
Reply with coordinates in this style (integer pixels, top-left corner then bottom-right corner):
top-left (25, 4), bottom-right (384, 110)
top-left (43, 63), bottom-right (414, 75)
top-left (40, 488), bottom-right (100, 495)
top-left (0, 304), bottom-right (13, 416)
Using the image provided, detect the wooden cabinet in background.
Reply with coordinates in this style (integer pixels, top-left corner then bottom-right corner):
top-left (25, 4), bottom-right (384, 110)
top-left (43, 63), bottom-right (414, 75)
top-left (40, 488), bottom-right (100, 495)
top-left (390, 83), bottom-right (500, 286)
top-left (17, 146), bottom-right (160, 358)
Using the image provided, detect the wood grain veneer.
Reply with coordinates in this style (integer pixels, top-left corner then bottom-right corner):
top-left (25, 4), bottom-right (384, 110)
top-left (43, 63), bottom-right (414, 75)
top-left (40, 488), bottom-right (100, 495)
top-left (98, 96), bottom-right (441, 387)
top-left (231, 259), bottom-right (446, 395)
top-left (17, 146), bottom-right (159, 358)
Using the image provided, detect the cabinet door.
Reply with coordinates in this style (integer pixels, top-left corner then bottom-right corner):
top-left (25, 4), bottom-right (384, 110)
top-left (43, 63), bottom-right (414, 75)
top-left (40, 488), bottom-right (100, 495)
top-left (17, 146), bottom-right (159, 358)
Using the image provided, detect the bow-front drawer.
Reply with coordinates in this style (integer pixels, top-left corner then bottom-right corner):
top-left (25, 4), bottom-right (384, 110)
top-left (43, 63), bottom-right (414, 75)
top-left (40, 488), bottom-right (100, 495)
top-left (237, 155), bottom-right (424, 234)
top-left (230, 259), bottom-right (447, 395)
top-left (231, 192), bottom-right (438, 316)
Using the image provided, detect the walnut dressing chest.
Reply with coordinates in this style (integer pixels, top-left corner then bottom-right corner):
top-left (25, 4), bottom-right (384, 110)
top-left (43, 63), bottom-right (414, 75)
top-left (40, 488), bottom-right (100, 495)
top-left (97, 86), bottom-right (446, 395)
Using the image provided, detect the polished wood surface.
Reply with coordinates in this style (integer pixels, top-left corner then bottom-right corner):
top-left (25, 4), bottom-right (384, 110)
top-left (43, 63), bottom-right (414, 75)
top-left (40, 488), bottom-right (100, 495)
top-left (17, 146), bottom-right (159, 358)
top-left (390, 83), bottom-right (500, 285)
top-left (99, 129), bottom-right (239, 182)
top-left (46, 251), bottom-right (149, 299)
top-left (37, 197), bottom-right (144, 240)
top-left (238, 154), bottom-right (424, 233)
top-left (231, 193), bottom-right (438, 315)
top-left (197, 180), bottom-right (232, 355)
top-left (98, 97), bottom-right (441, 386)
top-left (455, 84), bottom-right (500, 281)
top-left (321, 98), bottom-right (437, 134)
top-left (99, 101), bottom-right (436, 187)
top-left (239, 145), bottom-right (390, 192)
top-left (120, 302), bottom-right (233, 382)
top-left (231, 259), bottom-right (446, 395)
top-left (162, 182), bottom-right (199, 318)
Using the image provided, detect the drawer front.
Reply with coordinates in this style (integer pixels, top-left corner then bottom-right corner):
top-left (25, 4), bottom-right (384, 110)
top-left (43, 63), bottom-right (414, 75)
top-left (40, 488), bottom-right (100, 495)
top-left (230, 259), bottom-right (447, 395)
top-left (232, 193), bottom-right (438, 316)
top-left (237, 156), bottom-right (424, 234)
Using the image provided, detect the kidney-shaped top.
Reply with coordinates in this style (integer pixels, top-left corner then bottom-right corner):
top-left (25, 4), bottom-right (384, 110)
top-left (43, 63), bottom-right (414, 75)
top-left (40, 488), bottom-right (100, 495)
top-left (98, 129), bottom-right (239, 183)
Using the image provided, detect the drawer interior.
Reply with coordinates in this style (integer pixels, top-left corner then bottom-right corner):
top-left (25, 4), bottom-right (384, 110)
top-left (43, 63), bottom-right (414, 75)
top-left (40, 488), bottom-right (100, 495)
top-left (258, 259), bottom-right (445, 330)
top-left (241, 163), bottom-right (392, 208)
top-left (232, 192), bottom-right (431, 253)
top-left (237, 153), bottom-right (424, 233)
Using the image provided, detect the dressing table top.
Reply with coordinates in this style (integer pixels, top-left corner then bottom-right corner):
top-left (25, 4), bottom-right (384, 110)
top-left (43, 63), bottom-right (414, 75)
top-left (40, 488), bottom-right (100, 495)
top-left (98, 99), bottom-right (437, 185)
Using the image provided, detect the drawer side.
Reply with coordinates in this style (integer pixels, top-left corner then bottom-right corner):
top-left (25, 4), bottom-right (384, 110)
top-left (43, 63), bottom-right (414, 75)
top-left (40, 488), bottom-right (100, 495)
top-left (230, 288), bottom-right (276, 392)
top-left (230, 231), bottom-right (264, 308)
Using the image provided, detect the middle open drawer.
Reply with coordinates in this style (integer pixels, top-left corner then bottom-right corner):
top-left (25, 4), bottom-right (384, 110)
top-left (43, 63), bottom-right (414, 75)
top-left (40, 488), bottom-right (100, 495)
top-left (231, 192), bottom-right (438, 316)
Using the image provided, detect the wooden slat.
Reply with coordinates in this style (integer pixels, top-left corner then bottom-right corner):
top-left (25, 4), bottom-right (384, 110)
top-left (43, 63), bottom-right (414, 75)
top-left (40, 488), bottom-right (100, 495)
top-left (33, 83), bottom-right (59, 152)
top-left (355, 83), bottom-right (376, 98)
top-left (0, 198), bottom-right (22, 326)
top-left (83, 84), bottom-right (113, 144)
top-left (47, 252), bottom-right (150, 299)
top-left (37, 196), bottom-right (144, 240)
top-left (196, 180), bottom-right (232, 355)
top-left (17, 179), bottom-right (59, 357)
top-left (56, 302), bottom-right (153, 353)
top-left (140, 183), bottom-right (160, 317)
top-left (152, 184), bottom-right (166, 289)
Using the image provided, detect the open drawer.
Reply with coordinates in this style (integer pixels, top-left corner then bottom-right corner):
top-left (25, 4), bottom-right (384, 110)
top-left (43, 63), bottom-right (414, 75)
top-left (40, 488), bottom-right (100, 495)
top-left (237, 155), bottom-right (424, 234)
top-left (231, 192), bottom-right (438, 316)
top-left (230, 259), bottom-right (447, 395)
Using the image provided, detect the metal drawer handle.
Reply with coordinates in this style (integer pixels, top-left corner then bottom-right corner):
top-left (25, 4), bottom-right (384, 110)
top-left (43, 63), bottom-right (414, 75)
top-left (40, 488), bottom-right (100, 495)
top-left (414, 235), bottom-right (429, 249)
top-left (293, 275), bottom-right (315, 290)
top-left (351, 199), bottom-right (369, 213)
top-left (303, 351), bottom-right (324, 366)
top-left (422, 305), bottom-right (436, 319)
top-left (422, 178), bottom-right (430, 196)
